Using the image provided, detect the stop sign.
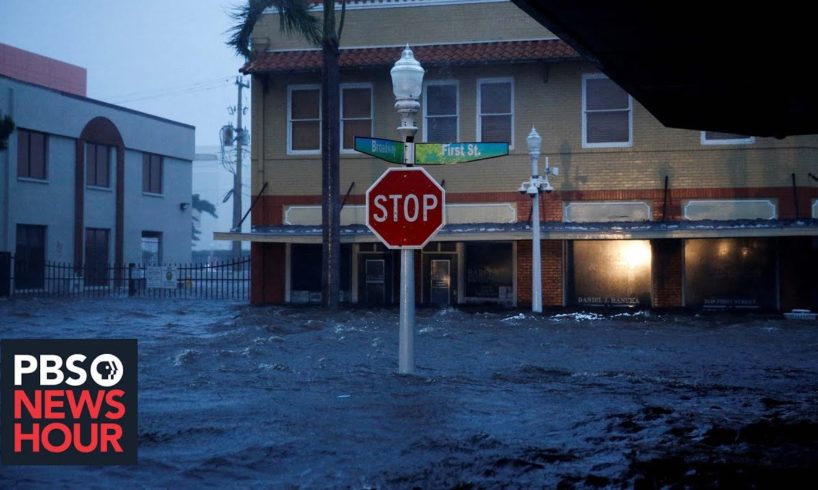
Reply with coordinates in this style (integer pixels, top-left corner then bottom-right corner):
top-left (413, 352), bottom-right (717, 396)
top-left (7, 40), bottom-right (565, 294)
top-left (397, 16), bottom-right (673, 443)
top-left (366, 167), bottom-right (445, 249)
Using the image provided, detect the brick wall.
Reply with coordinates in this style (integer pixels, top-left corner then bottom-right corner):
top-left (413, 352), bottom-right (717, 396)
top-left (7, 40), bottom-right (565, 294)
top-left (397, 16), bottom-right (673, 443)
top-left (250, 242), bottom-right (285, 305)
top-left (651, 239), bottom-right (684, 308)
top-left (516, 239), bottom-right (564, 308)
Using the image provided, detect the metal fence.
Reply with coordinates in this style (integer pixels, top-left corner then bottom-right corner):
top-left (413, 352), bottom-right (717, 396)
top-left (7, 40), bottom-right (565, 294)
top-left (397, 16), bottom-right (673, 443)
top-left (0, 253), bottom-right (250, 300)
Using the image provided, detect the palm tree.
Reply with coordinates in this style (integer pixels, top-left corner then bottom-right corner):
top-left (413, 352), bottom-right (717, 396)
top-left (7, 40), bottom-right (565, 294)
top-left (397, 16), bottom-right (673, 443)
top-left (192, 194), bottom-right (218, 243)
top-left (229, 0), bottom-right (346, 309)
top-left (0, 114), bottom-right (14, 151)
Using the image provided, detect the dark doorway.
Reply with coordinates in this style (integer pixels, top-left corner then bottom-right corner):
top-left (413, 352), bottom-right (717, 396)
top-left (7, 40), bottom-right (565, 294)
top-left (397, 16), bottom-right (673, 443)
top-left (15, 224), bottom-right (46, 290)
top-left (422, 252), bottom-right (458, 306)
top-left (358, 248), bottom-right (394, 306)
top-left (84, 228), bottom-right (109, 286)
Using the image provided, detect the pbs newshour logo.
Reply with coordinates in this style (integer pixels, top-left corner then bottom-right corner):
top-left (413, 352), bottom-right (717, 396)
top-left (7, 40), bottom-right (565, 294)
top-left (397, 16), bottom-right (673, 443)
top-left (1, 339), bottom-right (137, 465)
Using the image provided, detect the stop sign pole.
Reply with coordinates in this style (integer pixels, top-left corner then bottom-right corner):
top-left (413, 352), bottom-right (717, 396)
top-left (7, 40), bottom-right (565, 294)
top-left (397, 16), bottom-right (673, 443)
top-left (393, 46), bottom-right (424, 374)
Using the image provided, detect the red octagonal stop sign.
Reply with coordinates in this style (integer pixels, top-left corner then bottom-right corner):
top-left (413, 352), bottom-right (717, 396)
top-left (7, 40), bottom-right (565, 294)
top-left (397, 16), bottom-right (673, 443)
top-left (366, 167), bottom-right (445, 249)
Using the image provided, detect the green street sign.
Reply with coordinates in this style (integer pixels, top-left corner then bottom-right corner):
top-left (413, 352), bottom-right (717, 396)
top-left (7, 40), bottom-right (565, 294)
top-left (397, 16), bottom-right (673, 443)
top-left (415, 142), bottom-right (509, 165)
top-left (354, 136), bottom-right (405, 164)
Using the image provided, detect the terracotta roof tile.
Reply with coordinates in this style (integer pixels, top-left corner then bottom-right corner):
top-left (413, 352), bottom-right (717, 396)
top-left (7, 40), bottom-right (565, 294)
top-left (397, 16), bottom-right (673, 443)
top-left (241, 39), bottom-right (578, 74)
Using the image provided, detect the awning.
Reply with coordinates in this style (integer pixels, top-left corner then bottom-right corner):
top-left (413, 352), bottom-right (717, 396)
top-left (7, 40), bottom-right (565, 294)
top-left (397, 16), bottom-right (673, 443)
top-left (215, 220), bottom-right (818, 244)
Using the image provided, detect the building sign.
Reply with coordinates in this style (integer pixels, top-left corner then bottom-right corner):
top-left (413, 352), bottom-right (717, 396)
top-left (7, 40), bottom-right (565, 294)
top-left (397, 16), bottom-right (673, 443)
top-left (569, 240), bottom-right (652, 307)
top-left (0, 339), bottom-right (138, 465)
top-left (145, 266), bottom-right (177, 289)
top-left (685, 238), bottom-right (776, 309)
top-left (415, 142), bottom-right (508, 165)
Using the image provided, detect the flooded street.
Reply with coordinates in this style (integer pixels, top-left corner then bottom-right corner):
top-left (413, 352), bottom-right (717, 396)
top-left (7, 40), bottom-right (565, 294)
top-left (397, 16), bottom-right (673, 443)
top-left (2, 298), bottom-right (818, 487)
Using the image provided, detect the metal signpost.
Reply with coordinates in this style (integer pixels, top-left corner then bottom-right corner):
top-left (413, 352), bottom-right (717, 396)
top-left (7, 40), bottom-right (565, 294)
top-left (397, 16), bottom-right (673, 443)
top-left (357, 46), bottom-right (512, 374)
top-left (365, 168), bottom-right (445, 373)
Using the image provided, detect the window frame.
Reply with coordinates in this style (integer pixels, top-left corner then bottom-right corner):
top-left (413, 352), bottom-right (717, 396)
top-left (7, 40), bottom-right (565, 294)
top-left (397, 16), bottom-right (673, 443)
top-left (340, 82), bottom-right (374, 153)
top-left (287, 84), bottom-right (322, 155)
top-left (17, 128), bottom-right (48, 181)
top-left (142, 152), bottom-right (164, 195)
top-left (141, 231), bottom-right (162, 265)
top-left (85, 142), bottom-right (112, 189)
top-left (700, 131), bottom-right (756, 146)
top-left (581, 73), bottom-right (633, 149)
top-left (422, 79), bottom-right (459, 143)
top-left (476, 77), bottom-right (515, 149)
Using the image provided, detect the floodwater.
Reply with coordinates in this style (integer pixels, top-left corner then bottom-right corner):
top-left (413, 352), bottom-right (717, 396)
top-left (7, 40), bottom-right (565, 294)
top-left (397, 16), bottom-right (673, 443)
top-left (1, 297), bottom-right (818, 488)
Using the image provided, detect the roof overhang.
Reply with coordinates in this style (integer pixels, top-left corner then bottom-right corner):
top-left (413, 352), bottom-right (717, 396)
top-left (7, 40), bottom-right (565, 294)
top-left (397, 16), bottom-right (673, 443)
top-left (510, 0), bottom-right (818, 138)
top-left (241, 39), bottom-right (578, 74)
top-left (215, 220), bottom-right (818, 244)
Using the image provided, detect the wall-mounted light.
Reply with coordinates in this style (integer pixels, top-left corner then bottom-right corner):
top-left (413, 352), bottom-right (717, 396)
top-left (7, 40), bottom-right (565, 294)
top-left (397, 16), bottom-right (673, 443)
top-left (179, 202), bottom-right (190, 211)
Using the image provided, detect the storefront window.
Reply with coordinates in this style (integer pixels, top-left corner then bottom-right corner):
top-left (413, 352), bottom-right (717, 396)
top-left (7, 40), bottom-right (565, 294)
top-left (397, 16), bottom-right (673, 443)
top-left (569, 240), bottom-right (652, 307)
top-left (685, 238), bottom-right (776, 309)
top-left (465, 242), bottom-right (513, 300)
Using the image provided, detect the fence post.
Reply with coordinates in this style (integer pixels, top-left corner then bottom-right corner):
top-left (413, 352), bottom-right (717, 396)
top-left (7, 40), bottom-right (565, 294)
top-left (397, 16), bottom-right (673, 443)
top-left (0, 252), bottom-right (10, 297)
top-left (128, 263), bottom-right (135, 297)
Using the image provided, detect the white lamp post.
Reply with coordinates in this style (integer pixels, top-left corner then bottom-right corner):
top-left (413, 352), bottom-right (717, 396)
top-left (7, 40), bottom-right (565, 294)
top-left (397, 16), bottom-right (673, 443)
top-left (390, 45), bottom-right (424, 374)
top-left (519, 127), bottom-right (558, 313)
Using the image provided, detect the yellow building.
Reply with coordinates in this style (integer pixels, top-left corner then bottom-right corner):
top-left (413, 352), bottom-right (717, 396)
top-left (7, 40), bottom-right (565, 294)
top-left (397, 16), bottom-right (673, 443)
top-left (218, 0), bottom-right (818, 311)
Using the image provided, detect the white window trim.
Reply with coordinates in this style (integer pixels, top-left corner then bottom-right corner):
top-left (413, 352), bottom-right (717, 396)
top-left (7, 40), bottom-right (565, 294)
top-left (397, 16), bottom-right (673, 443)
top-left (287, 84), bottom-right (322, 155)
top-left (476, 77), bottom-right (514, 149)
top-left (581, 73), bottom-right (633, 149)
top-left (340, 82), bottom-right (374, 154)
top-left (422, 79), bottom-right (459, 143)
top-left (700, 131), bottom-right (755, 145)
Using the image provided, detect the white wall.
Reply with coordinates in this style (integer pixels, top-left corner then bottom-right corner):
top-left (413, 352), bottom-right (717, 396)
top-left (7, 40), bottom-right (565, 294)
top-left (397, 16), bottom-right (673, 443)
top-left (1, 75), bottom-right (194, 264)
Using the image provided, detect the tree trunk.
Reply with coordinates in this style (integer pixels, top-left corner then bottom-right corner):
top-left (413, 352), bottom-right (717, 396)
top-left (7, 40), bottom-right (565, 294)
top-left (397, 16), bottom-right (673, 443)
top-left (321, 1), bottom-right (341, 308)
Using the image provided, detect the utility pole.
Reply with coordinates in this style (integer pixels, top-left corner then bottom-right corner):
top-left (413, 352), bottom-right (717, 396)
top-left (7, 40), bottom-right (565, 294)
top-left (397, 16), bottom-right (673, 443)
top-left (232, 76), bottom-right (249, 262)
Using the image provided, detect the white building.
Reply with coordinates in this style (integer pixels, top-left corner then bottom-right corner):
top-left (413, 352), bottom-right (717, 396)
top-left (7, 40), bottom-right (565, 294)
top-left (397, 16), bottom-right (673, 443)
top-left (1, 44), bottom-right (194, 289)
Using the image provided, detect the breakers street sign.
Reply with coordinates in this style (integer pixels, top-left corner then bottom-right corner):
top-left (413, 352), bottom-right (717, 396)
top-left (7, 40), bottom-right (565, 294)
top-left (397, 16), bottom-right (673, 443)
top-left (354, 136), bottom-right (404, 164)
top-left (415, 142), bottom-right (508, 165)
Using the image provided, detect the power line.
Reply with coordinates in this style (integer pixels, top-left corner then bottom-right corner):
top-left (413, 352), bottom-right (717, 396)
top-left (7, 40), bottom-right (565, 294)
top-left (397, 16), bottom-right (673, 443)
top-left (101, 76), bottom-right (235, 104)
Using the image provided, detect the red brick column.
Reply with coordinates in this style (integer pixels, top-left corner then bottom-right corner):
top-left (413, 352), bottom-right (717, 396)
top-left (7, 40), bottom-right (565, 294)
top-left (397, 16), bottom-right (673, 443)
top-left (542, 240), bottom-right (564, 307)
top-left (651, 239), bottom-right (683, 308)
top-left (517, 240), bottom-right (532, 306)
top-left (250, 242), bottom-right (285, 305)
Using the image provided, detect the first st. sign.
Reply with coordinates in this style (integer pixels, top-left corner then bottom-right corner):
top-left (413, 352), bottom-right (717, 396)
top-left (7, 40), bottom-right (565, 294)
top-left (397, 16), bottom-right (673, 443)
top-left (366, 167), bottom-right (445, 249)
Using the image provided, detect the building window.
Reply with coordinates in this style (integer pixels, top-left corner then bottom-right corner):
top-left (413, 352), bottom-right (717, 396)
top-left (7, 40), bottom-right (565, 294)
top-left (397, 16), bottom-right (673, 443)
top-left (17, 129), bottom-right (48, 180)
top-left (477, 78), bottom-right (513, 146)
top-left (15, 224), bottom-right (46, 290)
top-left (423, 81), bottom-right (458, 143)
top-left (465, 242), bottom-right (513, 300)
top-left (86, 142), bottom-right (111, 188)
top-left (341, 84), bottom-right (372, 150)
top-left (142, 153), bottom-right (163, 194)
top-left (288, 85), bottom-right (321, 153)
top-left (141, 231), bottom-right (162, 264)
top-left (84, 228), bottom-right (109, 286)
top-left (582, 74), bottom-right (632, 148)
top-left (700, 131), bottom-right (755, 145)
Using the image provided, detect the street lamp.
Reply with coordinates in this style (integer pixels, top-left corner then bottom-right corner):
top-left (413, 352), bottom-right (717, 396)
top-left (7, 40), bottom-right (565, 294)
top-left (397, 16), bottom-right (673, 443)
top-left (519, 127), bottom-right (559, 313)
top-left (390, 45), bottom-right (424, 374)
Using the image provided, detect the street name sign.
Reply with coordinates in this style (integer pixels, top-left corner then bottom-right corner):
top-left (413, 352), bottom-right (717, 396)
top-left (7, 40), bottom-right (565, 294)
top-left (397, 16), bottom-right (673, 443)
top-left (415, 142), bottom-right (508, 164)
top-left (366, 167), bottom-right (445, 249)
top-left (354, 136), bottom-right (405, 164)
